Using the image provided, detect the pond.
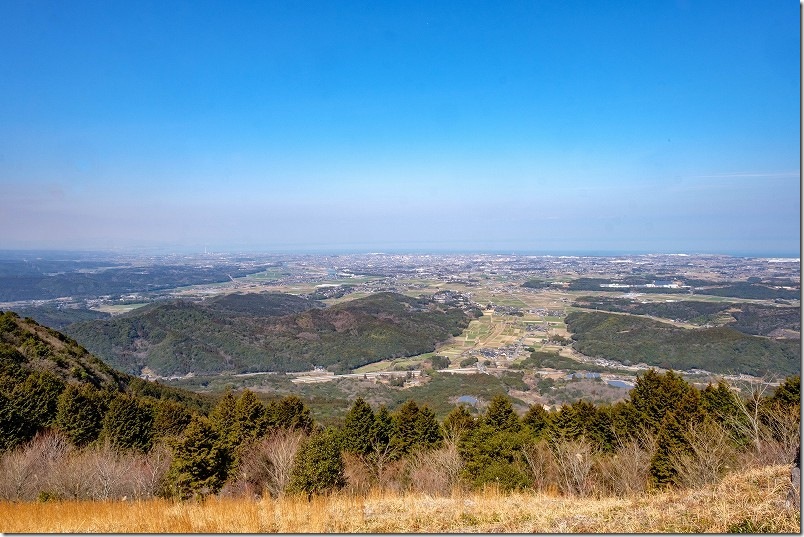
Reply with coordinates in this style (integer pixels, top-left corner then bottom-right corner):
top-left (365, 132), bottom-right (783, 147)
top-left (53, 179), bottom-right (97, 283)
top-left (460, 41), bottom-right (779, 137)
top-left (607, 379), bottom-right (634, 389)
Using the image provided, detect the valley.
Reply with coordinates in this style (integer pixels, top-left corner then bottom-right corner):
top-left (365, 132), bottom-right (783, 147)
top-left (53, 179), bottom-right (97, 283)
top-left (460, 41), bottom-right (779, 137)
top-left (1, 251), bottom-right (798, 422)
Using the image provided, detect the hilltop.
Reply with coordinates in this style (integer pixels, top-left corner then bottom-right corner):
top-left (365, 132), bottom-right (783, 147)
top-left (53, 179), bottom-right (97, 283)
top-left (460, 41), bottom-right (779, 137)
top-left (564, 311), bottom-right (800, 378)
top-left (64, 292), bottom-right (479, 377)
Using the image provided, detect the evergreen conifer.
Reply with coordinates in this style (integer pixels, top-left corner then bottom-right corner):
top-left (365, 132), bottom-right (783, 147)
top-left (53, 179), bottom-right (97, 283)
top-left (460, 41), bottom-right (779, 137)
top-left (102, 393), bottom-right (154, 452)
top-left (289, 427), bottom-right (345, 496)
top-left (343, 397), bottom-right (375, 456)
top-left (55, 383), bottom-right (106, 446)
top-left (166, 415), bottom-right (230, 499)
top-left (484, 395), bottom-right (521, 433)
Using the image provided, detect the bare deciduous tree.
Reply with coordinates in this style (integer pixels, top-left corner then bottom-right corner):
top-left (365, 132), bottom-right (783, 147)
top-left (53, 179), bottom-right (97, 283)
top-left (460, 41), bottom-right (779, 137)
top-left (0, 431), bottom-right (175, 502)
top-left (672, 419), bottom-right (737, 489)
top-left (0, 429), bottom-right (72, 501)
top-left (593, 439), bottom-right (653, 497)
top-left (86, 442), bottom-right (134, 500)
top-left (131, 442), bottom-right (173, 499)
top-left (236, 429), bottom-right (306, 497)
top-left (521, 440), bottom-right (556, 492)
top-left (755, 403), bottom-right (800, 466)
top-left (728, 377), bottom-right (773, 455)
top-left (728, 378), bottom-right (800, 466)
top-left (551, 437), bottom-right (595, 497)
top-left (263, 429), bottom-right (305, 496)
top-left (406, 439), bottom-right (463, 495)
top-left (342, 451), bottom-right (373, 495)
top-left (367, 435), bottom-right (397, 486)
top-left (49, 450), bottom-right (95, 500)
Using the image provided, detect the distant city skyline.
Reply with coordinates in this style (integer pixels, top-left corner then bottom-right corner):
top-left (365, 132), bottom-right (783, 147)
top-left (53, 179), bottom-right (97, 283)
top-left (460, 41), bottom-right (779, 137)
top-left (0, 1), bottom-right (799, 256)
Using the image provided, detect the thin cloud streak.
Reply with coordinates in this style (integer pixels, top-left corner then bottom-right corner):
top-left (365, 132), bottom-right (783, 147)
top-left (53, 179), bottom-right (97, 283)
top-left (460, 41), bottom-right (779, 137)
top-left (689, 172), bottom-right (800, 179)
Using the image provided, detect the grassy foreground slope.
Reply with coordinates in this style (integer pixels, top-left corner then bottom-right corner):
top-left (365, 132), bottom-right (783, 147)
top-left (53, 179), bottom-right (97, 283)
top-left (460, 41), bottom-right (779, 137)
top-left (1, 465), bottom-right (798, 533)
top-left (66, 292), bottom-right (477, 376)
top-left (565, 311), bottom-right (800, 377)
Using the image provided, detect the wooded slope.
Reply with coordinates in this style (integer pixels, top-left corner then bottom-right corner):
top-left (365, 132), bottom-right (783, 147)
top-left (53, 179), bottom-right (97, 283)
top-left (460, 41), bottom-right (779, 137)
top-left (65, 292), bottom-right (477, 376)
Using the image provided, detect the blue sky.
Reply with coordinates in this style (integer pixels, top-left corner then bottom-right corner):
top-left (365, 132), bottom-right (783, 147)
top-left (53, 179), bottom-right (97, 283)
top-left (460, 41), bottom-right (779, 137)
top-left (0, 0), bottom-right (799, 255)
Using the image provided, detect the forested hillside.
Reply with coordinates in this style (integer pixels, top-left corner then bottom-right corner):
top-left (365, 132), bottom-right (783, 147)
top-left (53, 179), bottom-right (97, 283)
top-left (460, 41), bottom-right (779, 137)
top-left (566, 277), bottom-right (800, 300)
top-left (572, 296), bottom-right (801, 336)
top-left (65, 292), bottom-right (478, 376)
top-left (564, 311), bottom-right (801, 377)
top-left (0, 310), bottom-right (212, 453)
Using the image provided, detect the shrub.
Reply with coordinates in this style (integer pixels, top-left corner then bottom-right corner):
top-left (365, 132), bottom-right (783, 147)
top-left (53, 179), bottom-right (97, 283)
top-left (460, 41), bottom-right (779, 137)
top-left (233, 429), bottom-right (306, 497)
top-left (0, 430), bottom-right (71, 501)
top-left (671, 418), bottom-right (738, 488)
top-left (521, 440), bottom-right (557, 492)
top-left (551, 437), bottom-right (595, 497)
top-left (406, 441), bottom-right (463, 495)
top-left (592, 438), bottom-right (652, 496)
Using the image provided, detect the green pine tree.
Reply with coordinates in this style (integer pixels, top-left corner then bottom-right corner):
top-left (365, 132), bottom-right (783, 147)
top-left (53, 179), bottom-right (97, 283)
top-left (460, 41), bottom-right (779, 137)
top-left (266, 395), bottom-right (314, 433)
top-left (770, 375), bottom-right (800, 409)
top-left (233, 389), bottom-right (267, 444)
top-left (369, 405), bottom-right (395, 458)
top-left (522, 404), bottom-right (551, 439)
top-left (550, 399), bottom-right (595, 441)
top-left (484, 395), bottom-right (521, 433)
top-left (152, 398), bottom-right (193, 440)
top-left (208, 390), bottom-right (238, 448)
top-left (391, 400), bottom-right (421, 455)
top-left (289, 427), bottom-right (345, 496)
top-left (701, 380), bottom-right (740, 418)
top-left (629, 369), bottom-right (702, 435)
top-left (101, 393), bottom-right (154, 452)
top-left (459, 421), bottom-right (531, 491)
top-left (443, 404), bottom-right (476, 440)
top-left (415, 405), bottom-right (442, 450)
top-left (343, 397), bottom-right (375, 456)
top-left (610, 399), bottom-right (644, 443)
top-left (0, 390), bottom-right (26, 451)
top-left (55, 383), bottom-right (106, 446)
top-left (11, 370), bottom-right (65, 431)
top-left (166, 415), bottom-right (230, 499)
top-left (390, 400), bottom-right (442, 454)
top-left (649, 411), bottom-right (689, 487)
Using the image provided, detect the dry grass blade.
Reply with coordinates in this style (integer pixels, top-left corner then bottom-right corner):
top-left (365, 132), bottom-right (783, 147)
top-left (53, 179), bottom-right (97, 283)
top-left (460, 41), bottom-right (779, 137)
top-left (0, 464), bottom-right (799, 533)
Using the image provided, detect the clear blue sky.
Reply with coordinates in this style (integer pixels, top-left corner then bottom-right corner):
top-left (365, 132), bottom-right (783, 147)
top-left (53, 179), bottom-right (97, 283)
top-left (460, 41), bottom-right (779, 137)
top-left (0, 0), bottom-right (799, 255)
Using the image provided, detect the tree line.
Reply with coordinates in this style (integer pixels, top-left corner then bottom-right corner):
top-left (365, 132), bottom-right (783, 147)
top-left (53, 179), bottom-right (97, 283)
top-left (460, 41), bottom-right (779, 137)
top-left (1, 363), bottom-right (799, 501)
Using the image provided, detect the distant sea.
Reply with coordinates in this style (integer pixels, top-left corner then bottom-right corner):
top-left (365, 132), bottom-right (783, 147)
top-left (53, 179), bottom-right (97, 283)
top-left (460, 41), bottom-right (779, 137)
top-left (0, 247), bottom-right (799, 259)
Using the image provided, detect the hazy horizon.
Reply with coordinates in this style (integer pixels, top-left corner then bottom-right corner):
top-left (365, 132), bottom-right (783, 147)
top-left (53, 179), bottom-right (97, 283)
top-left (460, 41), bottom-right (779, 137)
top-left (0, 245), bottom-right (799, 260)
top-left (1, 1), bottom-right (799, 256)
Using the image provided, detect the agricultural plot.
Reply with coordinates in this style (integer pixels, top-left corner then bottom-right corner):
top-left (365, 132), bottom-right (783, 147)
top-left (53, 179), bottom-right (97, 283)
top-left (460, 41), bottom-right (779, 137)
top-left (92, 303), bottom-right (149, 315)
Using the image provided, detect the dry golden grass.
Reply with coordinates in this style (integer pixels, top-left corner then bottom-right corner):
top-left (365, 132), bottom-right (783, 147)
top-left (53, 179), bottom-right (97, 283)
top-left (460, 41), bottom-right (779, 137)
top-left (1, 465), bottom-right (799, 533)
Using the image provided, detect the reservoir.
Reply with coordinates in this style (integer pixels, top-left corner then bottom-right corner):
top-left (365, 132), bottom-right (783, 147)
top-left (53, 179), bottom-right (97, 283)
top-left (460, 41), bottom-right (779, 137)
top-left (607, 379), bottom-right (634, 389)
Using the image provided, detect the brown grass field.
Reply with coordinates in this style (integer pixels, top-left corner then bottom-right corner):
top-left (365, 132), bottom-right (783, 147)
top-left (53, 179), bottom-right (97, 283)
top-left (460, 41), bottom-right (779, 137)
top-left (1, 465), bottom-right (799, 533)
